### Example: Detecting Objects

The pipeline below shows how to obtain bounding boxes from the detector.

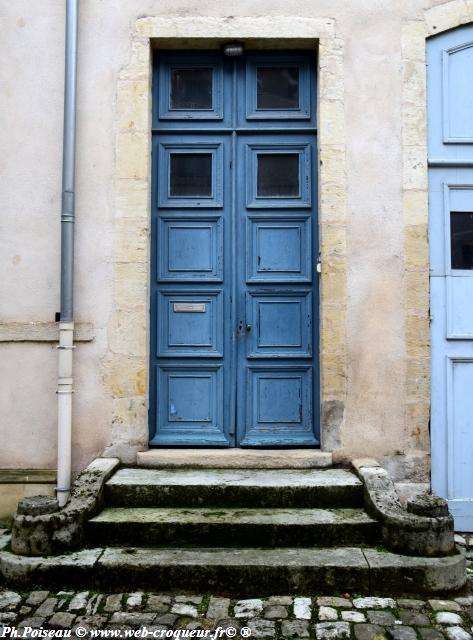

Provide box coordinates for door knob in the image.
[245,323,252,332]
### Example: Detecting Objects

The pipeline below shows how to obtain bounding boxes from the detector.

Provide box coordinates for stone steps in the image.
[0,542,465,594]
[105,468,363,508]
[87,506,380,547]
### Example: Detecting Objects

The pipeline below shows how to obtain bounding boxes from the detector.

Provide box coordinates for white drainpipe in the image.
[57,0,79,507]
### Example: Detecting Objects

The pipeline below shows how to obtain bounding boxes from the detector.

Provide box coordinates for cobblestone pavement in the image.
[1,588,473,639]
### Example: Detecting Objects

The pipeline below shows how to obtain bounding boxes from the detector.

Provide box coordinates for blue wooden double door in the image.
[149,51,319,447]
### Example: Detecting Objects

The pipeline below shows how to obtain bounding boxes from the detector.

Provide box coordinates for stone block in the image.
[116,180,149,219]
[403,190,429,227]
[108,307,147,357]
[403,148,428,191]
[116,132,149,181]
[116,80,150,132]
[405,225,429,269]
[319,145,347,187]
[319,100,345,146]
[401,22,427,62]
[402,103,427,147]
[405,355,429,400]
[406,315,429,358]
[104,356,147,398]
[425,1,470,36]
[113,262,148,310]
[114,218,149,264]
[315,622,350,639]
[282,619,310,638]
[319,55,344,101]
[403,61,426,107]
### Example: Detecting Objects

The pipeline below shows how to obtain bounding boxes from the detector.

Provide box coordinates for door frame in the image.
[107,16,349,458]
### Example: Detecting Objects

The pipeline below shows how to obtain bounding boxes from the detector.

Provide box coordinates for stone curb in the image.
[10,458,120,557]
[352,459,455,557]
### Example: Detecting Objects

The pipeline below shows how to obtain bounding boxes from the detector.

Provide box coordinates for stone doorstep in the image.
[0,541,466,594]
[136,448,333,469]
[105,467,363,509]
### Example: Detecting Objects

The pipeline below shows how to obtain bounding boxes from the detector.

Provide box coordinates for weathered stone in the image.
[398,610,430,626]
[354,624,388,640]
[435,612,463,625]
[294,597,312,620]
[11,458,120,556]
[267,596,293,605]
[171,603,199,617]
[318,597,352,608]
[215,619,241,633]
[74,615,108,629]
[19,606,31,616]
[367,611,396,625]
[397,599,425,610]
[175,595,202,604]
[185,620,212,631]
[144,626,168,634]
[389,626,417,640]
[455,597,473,606]
[207,596,230,619]
[49,612,76,628]
[0,591,21,610]
[17,496,59,517]
[69,591,89,612]
[418,629,444,640]
[110,612,155,625]
[264,604,288,618]
[0,613,16,623]
[354,598,396,610]
[35,598,58,617]
[87,594,103,615]
[282,620,310,638]
[146,595,170,614]
[455,535,467,547]
[342,611,366,622]
[26,591,49,606]
[407,495,449,518]
[235,599,264,618]
[17,617,46,629]
[363,548,466,593]
[429,600,462,612]
[354,463,454,557]
[315,621,351,639]
[104,594,123,613]
[155,613,178,625]
[126,592,143,609]
[247,618,276,638]
[319,606,339,621]
[444,629,472,640]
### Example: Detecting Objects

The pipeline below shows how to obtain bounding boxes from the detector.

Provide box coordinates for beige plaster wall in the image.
[0,0,463,480]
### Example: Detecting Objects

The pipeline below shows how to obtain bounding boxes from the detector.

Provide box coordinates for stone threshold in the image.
[137,448,333,469]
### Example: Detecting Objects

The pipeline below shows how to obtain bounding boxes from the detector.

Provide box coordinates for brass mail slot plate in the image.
[173,302,206,313]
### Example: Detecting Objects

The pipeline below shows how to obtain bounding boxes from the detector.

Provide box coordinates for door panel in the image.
[150,51,319,447]
[236,133,318,446]
[428,25,473,530]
